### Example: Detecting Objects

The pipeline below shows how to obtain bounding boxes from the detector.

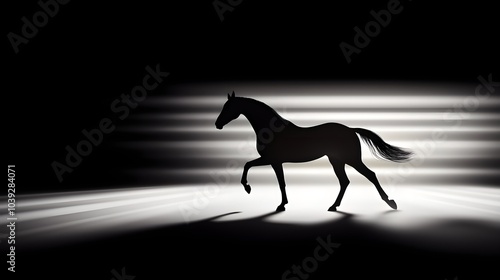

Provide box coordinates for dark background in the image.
[4,1,499,280]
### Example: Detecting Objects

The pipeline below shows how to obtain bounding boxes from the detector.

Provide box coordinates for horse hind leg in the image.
[349,160,397,210]
[328,158,350,212]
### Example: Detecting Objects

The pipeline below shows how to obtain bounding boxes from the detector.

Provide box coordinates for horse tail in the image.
[353,128,412,163]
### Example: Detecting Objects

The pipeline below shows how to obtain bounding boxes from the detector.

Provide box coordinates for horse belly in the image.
[265,124,360,162]
[266,136,332,162]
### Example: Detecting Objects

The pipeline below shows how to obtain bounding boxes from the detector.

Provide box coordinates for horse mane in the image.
[236,97,293,127]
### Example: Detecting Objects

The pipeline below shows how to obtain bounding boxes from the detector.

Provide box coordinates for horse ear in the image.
[231,91,235,98]
[227,93,230,99]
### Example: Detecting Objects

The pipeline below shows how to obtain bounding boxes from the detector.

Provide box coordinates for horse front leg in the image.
[271,164,288,212]
[241,157,269,194]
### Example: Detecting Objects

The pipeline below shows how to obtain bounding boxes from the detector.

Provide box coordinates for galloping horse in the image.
[215,92,412,212]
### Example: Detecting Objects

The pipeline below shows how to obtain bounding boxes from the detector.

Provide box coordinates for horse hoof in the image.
[276,205,286,212]
[386,199,397,210]
[328,206,337,212]
[244,184,251,194]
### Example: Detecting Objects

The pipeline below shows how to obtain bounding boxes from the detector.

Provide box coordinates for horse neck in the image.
[239,99,290,133]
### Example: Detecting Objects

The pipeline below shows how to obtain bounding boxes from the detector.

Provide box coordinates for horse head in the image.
[215,91,240,130]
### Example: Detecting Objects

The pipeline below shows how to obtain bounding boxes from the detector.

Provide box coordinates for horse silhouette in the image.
[215,92,412,212]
